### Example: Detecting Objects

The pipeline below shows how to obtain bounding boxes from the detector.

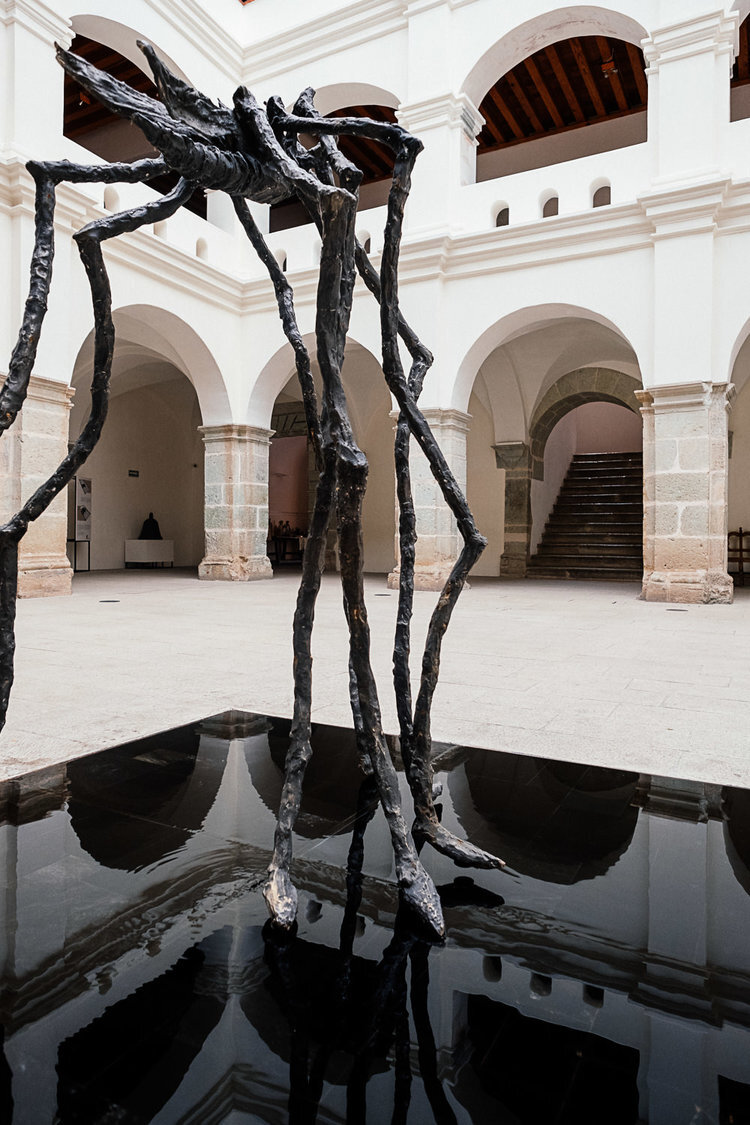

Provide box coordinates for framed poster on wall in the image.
[75,478,92,541]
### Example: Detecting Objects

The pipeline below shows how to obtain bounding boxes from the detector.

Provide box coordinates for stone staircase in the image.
[528,451,643,581]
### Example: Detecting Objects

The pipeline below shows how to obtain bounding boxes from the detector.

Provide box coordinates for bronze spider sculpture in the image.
[0,43,503,938]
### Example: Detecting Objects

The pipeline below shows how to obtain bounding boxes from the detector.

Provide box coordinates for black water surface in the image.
[0,711,748,1124]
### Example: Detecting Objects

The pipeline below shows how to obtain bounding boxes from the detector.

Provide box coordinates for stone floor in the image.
[0,567,747,785]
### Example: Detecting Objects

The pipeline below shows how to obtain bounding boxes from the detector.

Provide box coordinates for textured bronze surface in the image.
[0,43,503,937]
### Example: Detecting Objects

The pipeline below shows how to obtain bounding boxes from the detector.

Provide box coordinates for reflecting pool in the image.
[1,711,748,1124]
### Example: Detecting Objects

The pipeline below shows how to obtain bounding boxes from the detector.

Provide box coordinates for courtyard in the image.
[2,568,748,788]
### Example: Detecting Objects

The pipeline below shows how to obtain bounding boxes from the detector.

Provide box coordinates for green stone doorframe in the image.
[529,368,642,481]
[494,442,532,577]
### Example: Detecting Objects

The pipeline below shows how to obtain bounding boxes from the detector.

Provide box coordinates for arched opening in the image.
[732,15,750,121]
[471,25,648,182]
[494,205,510,227]
[728,331,750,586]
[527,371,643,581]
[66,308,225,574]
[461,310,643,579]
[260,338,395,574]
[63,29,206,217]
[592,182,611,207]
[269,104,398,232]
[541,193,559,217]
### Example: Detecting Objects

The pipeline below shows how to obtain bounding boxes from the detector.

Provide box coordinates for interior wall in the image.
[69,376,204,570]
[467,390,504,576]
[477,111,646,182]
[530,410,577,552]
[269,436,308,529]
[575,402,642,453]
[729,380,750,531]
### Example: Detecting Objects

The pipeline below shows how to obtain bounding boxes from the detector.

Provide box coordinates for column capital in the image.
[492,441,530,471]
[397,93,483,141]
[643,381,735,413]
[199,423,274,445]
[642,10,738,74]
[419,407,472,433]
[25,374,75,409]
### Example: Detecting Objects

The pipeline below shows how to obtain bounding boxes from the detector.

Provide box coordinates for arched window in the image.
[274,250,288,273]
[196,238,209,261]
[103,187,119,212]
[592,185,611,207]
[542,195,559,218]
[270,104,398,232]
[495,206,510,227]
[63,35,207,219]
[475,35,648,181]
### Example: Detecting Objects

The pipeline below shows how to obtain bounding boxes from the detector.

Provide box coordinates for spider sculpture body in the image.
[0,43,503,938]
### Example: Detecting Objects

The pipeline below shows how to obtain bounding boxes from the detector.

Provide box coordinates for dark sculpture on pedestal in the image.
[0,43,503,937]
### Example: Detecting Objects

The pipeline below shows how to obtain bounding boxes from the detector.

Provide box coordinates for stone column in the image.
[198,424,273,581]
[12,376,74,598]
[388,409,470,592]
[639,382,734,604]
[493,442,532,578]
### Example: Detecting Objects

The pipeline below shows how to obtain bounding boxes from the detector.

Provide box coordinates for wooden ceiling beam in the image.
[626,42,648,103]
[480,99,510,146]
[569,37,606,116]
[505,71,543,133]
[489,86,525,140]
[522,56,565,128]
[595,36,629,111]
[545,44,585,122]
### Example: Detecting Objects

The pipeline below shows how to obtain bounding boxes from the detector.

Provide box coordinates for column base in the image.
[199,555,273,581]
[641,569,733,605]
[387,564,460,592]
[499,553,527,578]
[18,560,73,598]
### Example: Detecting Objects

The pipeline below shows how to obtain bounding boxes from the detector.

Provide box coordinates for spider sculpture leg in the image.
[232,93,446,936]
[0,166,194,730]
[279,103,504,871]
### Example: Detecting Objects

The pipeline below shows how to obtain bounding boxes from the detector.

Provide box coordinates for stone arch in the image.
[460,6,650,108]
[73,305,231,427]
[529,367,641,479]
[311,83,400,116]
[452,303,640,415]
[69,15,189,82]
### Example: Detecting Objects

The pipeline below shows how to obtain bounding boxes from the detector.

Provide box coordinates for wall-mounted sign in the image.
[75,478,92,541]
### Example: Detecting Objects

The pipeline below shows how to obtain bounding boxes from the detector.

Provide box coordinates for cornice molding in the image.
[240,0,407,87]
[145,0,242,82]
[1,0,73,48]
[398,92,484,139]
[642,9,738,73]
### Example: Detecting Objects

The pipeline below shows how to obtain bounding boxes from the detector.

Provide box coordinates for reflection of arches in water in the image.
[67,722,226,871]
[56,936,227,1124]
[247,719,369,838]
[722,788,750,897]
[448,751,639,884]
[451,993,640,1124]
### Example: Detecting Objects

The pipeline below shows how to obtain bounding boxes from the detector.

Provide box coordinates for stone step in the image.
[536,543,642,557]
[530,450,643,581]
[572,451,643,462]
[527,567,643,582]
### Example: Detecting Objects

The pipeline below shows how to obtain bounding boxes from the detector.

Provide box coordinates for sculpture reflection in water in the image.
[0,42,502,938]
[262,773,481,1125]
